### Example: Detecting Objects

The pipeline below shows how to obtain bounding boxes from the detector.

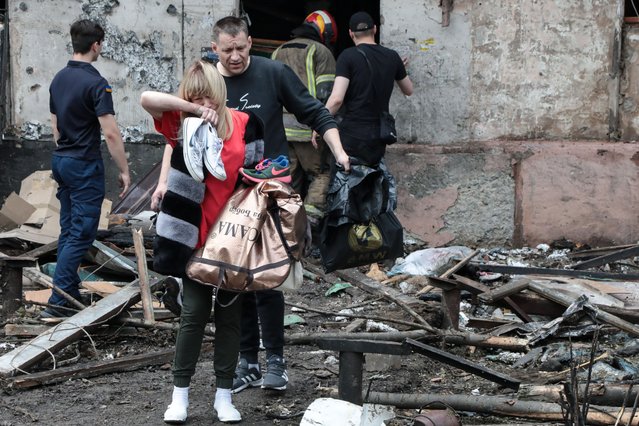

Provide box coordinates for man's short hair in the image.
[349,11,374,32]
[213,16,249,42]
[70,19,104,54]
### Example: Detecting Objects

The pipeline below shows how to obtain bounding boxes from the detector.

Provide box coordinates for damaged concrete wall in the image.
[378,0,639,246]
[381,0,616,143]
[381,0,472,144]
[8,0,236,141]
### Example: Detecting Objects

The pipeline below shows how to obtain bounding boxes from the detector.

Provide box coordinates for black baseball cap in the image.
[349,11,374,32]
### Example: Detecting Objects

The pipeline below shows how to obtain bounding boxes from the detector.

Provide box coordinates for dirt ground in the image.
[0,249,595,426]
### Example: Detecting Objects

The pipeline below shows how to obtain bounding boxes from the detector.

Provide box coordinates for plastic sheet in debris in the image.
[389,246,474,276]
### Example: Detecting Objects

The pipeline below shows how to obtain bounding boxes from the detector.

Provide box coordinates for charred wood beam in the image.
[405,338,520,390]
[363,392,639,425]
[0,255,36,315]
[287,330,529,351]
[474,263,639,281]
[7,349,175,390]
[519,383,639,407]
[567,244,635,259]
[569,245,639,270]
[316,339,412,405]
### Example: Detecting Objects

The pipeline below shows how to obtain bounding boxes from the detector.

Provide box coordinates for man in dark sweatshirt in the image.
[211,16,350,394]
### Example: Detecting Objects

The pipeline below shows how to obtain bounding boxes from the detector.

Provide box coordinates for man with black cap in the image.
[326,11,413,166]
[271,10,338,221]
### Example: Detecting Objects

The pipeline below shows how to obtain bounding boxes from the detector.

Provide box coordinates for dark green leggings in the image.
[172,277,242,389]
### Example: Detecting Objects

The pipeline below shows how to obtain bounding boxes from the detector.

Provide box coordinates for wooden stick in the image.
[441,249,480,278]
[22,267,86,310]
[332,269,437,333]
[285,301,433,332]
[131,228,154,324]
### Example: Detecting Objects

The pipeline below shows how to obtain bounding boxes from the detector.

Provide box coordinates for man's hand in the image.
[118,172,131,198]
[151,183,167,211]
[335,152,351,173]
[310,131,320,149]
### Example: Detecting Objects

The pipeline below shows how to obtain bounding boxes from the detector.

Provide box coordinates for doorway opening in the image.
[240,0,379,57]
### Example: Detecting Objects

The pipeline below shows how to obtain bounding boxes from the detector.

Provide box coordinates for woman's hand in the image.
[151,183,168,211]
[195,105,218,125]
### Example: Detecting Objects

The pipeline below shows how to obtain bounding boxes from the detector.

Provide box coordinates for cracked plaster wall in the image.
[381,0,615,143]
[9,0,236,142]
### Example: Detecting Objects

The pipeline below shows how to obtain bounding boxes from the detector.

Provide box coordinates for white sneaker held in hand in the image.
[203,123,226,181]
[182,117,206,182]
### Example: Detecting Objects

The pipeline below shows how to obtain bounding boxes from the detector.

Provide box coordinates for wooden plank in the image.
[8,349,174,390]
[4,323,146,338]
[0,278,158,376]
[527,280,639,337]
[24,289,51,304]
[569,245,639,270]
[405,338,520,390]
[90,240,137,275]
[478,278,531,304]
[132,228,154,324]
[452,274,532,323]
[4,324,51,336]
[475,263,639,281]
[21,240,58,259]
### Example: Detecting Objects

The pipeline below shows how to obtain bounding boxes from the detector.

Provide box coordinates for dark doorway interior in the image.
[627,0,639,17]
[241,0,379,56]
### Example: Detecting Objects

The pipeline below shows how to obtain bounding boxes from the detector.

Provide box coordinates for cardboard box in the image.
[0,171,113,245]
[0,192,36,232]
[19,170,60,226]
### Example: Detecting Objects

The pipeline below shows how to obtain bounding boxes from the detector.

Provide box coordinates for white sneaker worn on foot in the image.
[164,403,188,424]
[213,388,242,423]
[214,392,241,423]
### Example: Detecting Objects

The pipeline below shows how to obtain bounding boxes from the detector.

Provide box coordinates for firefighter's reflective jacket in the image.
[271,38,336,142]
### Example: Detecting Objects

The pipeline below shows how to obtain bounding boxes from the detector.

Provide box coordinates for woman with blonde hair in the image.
[141,60,263,424]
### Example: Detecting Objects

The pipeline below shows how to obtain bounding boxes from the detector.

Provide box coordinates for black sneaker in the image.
[231,358,263,394]
[261,354,288,391]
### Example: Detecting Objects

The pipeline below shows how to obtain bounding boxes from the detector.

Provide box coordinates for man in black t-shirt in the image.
[326,11,413,166]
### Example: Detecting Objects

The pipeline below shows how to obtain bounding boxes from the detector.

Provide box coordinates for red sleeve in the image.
[153,110,181,148]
